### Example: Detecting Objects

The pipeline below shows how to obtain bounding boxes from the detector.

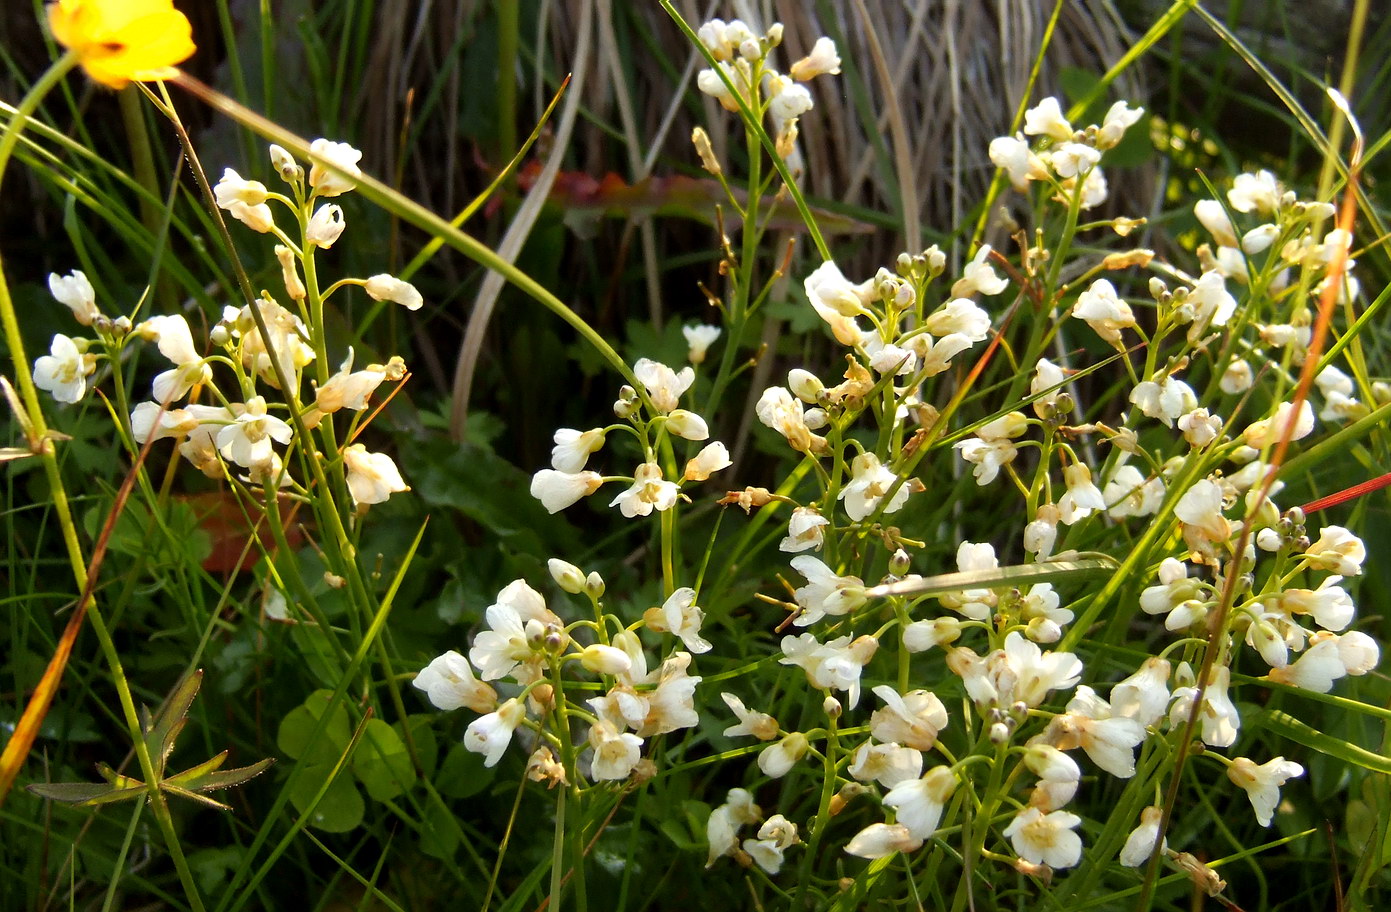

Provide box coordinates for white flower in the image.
[1243,224,1279,254]
[1103,464,1164,519]
[950,245,1009,298]
[364,274,423,311]
[790,36,841,80]
[779,632,878,708]
[343,444,409,506]
[756,386,815,452]
[464,698,526,767]
[1227,756,1304,826]
[1057,463,1106,525]
[1110,657,1171,728]
[33,333,93,404]
[758,731,809,778]
[214,168,274,232]
[683,324,721,363]
[869,685,948,751]
[1243,400,1314,448]
[235,298,315,385]
[780,507,828,552]
[1168,664,1240,747]
[1194,199,1239,247]
[1073,279,1135,348]
[550,428,606,473]
[666,409,709,441]
[845,822,922,859]
[789,556,867,626]
[215,396,292,470]
[306,203,346,248]
[139,314,212,403]
[1056,686,1146,778]
[954,437,1017,486]
[306,349,387,426]
[883,766,957,839]
[743,815,799,875]
[1021,583,1072,642]
[413,650,497,713]
[1024,745,1081,811]
[1119,807,1166,867]
[1003,807,1083,869]
[706,791,757,867]
[1098,100,1144,148]
[1228,169,1281,215]
[1188,271,1237,335]
[652,587,711,654]
[633,358,694,413]
[696,63,742,111]
[924,298,992,341]
[530,469,602,513]
[1178,408,1223,447]
[1221,358,1253,394]
[1049,142,1101,179]
[683,441,731,481]
[48,270,99,325]
[839,452,910,521]
[999,631,1083,708]
[1023,96,1073,141]
[1267,632,1378,692]
[989,133,1048,190]
[803,261,869,345]
[470,602,539,683]
[767,76,813,124]
[587,720,643,780]
[1303,525,1364,576]
[848,741,922,788]
[720,692,778,741]
[308,138,363,197]
[901,618,961,653]
[1129,376,1196,427]
[610,462,679,518]
[1174,478,1235,553]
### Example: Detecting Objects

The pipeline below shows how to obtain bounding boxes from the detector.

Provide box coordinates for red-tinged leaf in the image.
[512,162,875,238]
[178,492,306,573]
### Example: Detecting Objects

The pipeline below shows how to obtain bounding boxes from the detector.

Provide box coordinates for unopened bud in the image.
[548,558,586,593]
[823,696,842,718]
[788,368,824,403]
[323,572,346,589]
[889,549,911,576]
[691,127,721,176]
[585,571,606,599]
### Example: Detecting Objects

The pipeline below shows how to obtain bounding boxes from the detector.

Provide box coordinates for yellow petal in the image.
[48,1,195,90]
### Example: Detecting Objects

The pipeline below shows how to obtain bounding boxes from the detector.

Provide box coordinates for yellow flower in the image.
[48,0,195,90]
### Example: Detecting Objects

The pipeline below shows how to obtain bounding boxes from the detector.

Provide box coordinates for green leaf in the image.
[418,798,461,861]
[144,670,203,771]
[351,718,416,802]
[1261,709,1391,774]
[435,742,495,799]
[865,557,1118,599]
[288,762,364,833]
[399,715,439,779]
[26,781,145,805]
[276,690,351,763]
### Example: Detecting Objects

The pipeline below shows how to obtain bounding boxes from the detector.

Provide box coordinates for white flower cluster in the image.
[694,18,840,158]
[530,357,731,516]
[35,140,416,509]
[414,560,707,783]
[989,96,1145,211]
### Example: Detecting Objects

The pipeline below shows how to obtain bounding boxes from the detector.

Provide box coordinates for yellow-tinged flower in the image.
[48,0,195,90]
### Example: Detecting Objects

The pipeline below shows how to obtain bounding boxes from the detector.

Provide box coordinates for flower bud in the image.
[548,558,586,593]
[580,644,632,676]
[691,126,721,175]
[269,144,301,182]
[585,571,606,599]
[823,696,842,718]
[788,368,824,403]
[888,549,911,577]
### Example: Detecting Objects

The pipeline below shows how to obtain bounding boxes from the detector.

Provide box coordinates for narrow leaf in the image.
[864,557,1117,599]
[1262,710,1391,775]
